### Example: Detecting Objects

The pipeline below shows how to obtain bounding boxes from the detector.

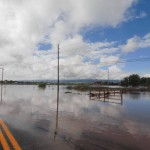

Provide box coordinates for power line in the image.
[4,56,150,78]
[100,56,150,66]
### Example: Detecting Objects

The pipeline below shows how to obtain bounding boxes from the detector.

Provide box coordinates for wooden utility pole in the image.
[0,68,4,104]
[56,44,60,127]
[55,44,60,139]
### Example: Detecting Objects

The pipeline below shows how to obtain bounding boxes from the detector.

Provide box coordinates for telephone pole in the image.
[0,68,4,104]
[55,44,60,139]
[108,69,109,85]
[57,44,60,110]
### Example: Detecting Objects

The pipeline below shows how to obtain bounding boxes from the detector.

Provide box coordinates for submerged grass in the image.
[66,83,150,92]
[38,82,47,88]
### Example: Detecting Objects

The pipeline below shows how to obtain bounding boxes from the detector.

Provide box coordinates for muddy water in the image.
[0,85,150,150]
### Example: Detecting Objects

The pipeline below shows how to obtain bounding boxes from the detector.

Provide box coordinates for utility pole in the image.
[108,69,109,85]
[57,44,60,115]
[0,68,4,104]
[55,44,60,139]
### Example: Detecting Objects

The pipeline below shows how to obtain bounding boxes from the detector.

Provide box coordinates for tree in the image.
[140,77,147,86]
[121,74,150,87]
[38,82,47,88]
[145,77,150,86]
[121,77,129,87]
[129,74,140,87]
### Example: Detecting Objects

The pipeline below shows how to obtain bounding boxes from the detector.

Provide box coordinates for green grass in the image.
[38,82,47,88]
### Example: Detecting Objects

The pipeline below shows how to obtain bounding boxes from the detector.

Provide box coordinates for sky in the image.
[0,0,150,80]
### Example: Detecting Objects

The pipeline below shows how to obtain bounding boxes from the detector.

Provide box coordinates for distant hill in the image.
[20,79,120,83]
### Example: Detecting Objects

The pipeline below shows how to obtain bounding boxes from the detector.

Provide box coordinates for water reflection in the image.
[0,85,150,150]
[54,92,59,140]
[127,92,141,100]
[0,83,3,104]
[90,95,123,105]
[89,90,123,105]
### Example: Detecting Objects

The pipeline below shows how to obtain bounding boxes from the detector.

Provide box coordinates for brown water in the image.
[0,85,150,150]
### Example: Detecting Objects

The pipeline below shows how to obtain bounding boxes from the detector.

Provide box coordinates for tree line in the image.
[121,74,150,87]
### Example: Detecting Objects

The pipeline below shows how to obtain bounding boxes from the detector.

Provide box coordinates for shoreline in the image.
[66,85,150,92]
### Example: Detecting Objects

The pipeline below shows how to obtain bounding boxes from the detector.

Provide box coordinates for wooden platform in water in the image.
[89,89,123,105]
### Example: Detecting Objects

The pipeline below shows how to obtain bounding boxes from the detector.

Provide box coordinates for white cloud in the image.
[49,0,137,43]
[136,12,147,19]
[100,55,120,65]
[0,0,137,80]
[122,36,140,53]
[122,33,150,53]
[142,74,150,78]
[108,65,129,80]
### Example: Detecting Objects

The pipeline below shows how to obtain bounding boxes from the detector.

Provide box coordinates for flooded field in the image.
[0,85,150,150]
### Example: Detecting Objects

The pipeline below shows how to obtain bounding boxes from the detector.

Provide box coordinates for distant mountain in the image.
[20,79,120,83]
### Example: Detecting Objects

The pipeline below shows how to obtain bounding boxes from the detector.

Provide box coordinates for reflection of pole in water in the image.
[54,98,59,140]
[121,91,123,105]
[0,68,4,104]
[108,69,109,85]
[104,91,105,102]
[54,44,60,140]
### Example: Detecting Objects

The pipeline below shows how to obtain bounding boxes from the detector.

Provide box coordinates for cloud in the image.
[48,0,137,43]
[122,36,140,53]
[108,65,129,79]
[0,0,137,80]
[136,12,147,19]
[142,74,150,78]
[100,55,120,65]
[122,33,150,53]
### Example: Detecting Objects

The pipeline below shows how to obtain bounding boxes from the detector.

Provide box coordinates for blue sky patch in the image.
[37,43,52,51]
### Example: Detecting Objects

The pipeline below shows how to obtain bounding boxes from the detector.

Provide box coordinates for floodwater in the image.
[0,85,150,150]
